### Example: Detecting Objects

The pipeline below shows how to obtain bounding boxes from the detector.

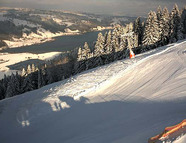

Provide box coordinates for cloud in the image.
[0,0,185,16]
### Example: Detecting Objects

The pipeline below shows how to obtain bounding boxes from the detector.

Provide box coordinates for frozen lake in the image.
[2,30,109,54]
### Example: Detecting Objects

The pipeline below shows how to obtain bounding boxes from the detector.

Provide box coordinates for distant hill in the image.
[0,7,138,48]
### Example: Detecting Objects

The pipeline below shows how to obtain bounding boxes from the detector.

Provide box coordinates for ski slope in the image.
[0,40,186,143]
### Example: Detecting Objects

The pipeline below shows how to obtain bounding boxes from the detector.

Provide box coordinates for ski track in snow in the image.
[0,40,186,143]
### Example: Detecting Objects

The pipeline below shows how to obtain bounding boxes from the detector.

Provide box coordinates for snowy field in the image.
[0,40,186,143]
[3,29,80,49]
[0,52,61,79]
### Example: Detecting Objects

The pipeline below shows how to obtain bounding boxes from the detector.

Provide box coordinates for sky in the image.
[0,0,185,16]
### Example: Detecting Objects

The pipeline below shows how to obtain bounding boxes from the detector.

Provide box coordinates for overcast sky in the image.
[0,0,185,16]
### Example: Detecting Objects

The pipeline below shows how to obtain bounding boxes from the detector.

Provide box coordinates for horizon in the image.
[0,0,185,17]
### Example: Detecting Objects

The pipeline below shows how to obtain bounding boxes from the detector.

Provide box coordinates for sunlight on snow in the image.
[43,96,70,112]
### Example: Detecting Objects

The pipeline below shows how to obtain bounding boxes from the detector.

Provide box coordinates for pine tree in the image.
[181,6,186,35]
[83,42,92,70]
[104,31,108,46]
[5,74,16,98]
[133,17,143,46]
[105,30,113,55]
[94,32,105,57]
[112,27,120,54]
[21,68,26,77]
[77,47,82,61]
[118,37,127,59]
[0,83,5,100]
[46,67,55,84]
[157,6,164,42]
[38,69,42,89]
[14,72,22,94]
[5,81,15,98]
[104,30,114,64]
[75,42,92,72]
[31,64,35,72]
[161,7,170,44]
[93,32,105,66]
[22,75,34,92]
[157,6,162,21]
[41,68,47,86]
[170,4,184,42]
[82,42,91,60]
[3,74,8,91]
[27,65,32,74]
[142,11,160,48]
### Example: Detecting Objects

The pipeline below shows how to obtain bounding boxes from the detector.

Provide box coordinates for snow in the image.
[173,134,186,143]
[0,15,9,21]
[0,52,61,79]
[0,40,186,143]
[111,17,128,25]
[13,18,38,28]
[3,27,80,48]
[52,18,74,27]
[0,14,78,48]
[64,28,79,33]
[52,17,63,25]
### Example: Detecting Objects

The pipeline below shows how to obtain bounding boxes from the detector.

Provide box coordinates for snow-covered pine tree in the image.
[75,42,92,72]
[82,42,91,60]
[142,11,160,48]
[21,68,26,77]
[93,32,105,66]
[104,31,108,47]
[161,7,170,44]
[94,32,105,57]
[157,6,162,21]
[156,6,164,42]
[27,65,32,74]
[75,47,84,73]
[124,23,137,50]
[118,37,127,59]
[31,64,35,72]
[77,47,82,61]
[83,42,92,70]
[170,4,184,42]
[133,17,143,46]
[112,27,121,60]
[105,30,113,53]
[112,27,120,52]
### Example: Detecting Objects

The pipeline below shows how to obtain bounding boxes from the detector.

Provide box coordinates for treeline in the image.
[0,4,186,100]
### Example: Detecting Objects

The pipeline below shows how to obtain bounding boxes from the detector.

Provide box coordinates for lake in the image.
[2,30,110,54]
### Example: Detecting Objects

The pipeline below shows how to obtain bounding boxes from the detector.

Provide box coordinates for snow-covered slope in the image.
[0,40,186,143]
